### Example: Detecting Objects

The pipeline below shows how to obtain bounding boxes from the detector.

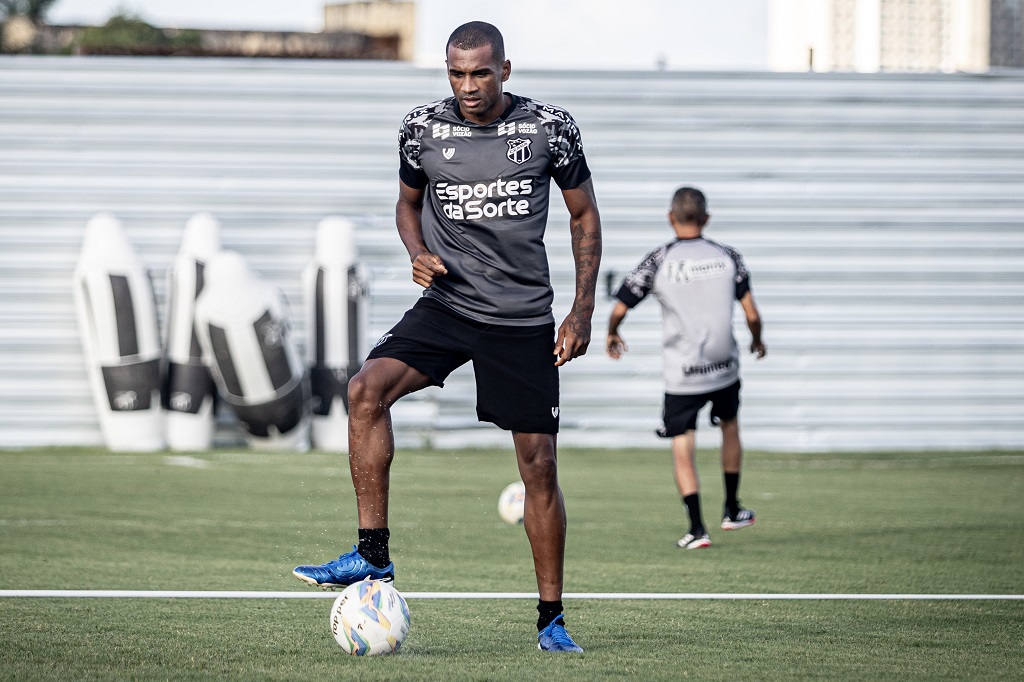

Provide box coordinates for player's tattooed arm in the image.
[554,177,602,366]
[397,180,447,288]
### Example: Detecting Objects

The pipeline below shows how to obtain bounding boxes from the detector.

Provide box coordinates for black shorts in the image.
[657,380,741,438]
[366,298,559,434]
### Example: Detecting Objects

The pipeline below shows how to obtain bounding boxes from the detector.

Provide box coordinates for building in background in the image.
[991,0,1024,66]
[770,0,1023,72]
[324,1,415,61]
[1,3,401,59]
[0,19,399,58]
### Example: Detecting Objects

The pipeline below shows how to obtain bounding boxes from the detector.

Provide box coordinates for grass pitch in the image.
[1,446,1022,680]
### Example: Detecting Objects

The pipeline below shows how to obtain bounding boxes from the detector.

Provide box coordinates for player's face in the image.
[446,44,510,125]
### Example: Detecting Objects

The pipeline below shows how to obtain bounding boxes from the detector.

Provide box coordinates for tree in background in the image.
[0,0,57,23]
[77,13,202,55]
[0,0,58,51]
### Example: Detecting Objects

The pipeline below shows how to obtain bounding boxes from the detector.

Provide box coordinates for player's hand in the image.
[606,333,627,359]
[411,252,447,288]
[750,340,767,359]
[553,310,592,367]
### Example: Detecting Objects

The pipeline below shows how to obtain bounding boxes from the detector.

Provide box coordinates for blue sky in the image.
[47,0,769,70]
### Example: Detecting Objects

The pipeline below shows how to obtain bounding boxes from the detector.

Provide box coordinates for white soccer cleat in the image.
[676,532,712,549]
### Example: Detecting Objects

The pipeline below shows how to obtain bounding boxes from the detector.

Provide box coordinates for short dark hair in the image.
[670,187,708,224]
[446,21,505,63]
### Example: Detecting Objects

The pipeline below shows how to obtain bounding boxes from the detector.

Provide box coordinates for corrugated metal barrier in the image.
[1,56,1022,451]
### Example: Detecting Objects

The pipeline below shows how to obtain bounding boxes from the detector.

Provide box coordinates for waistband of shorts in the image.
[414,296,555,334]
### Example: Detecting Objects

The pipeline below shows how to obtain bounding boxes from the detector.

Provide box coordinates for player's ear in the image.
[501,59,511,82]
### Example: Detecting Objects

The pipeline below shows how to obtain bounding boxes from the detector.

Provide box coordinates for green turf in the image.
[1,447,1022,680]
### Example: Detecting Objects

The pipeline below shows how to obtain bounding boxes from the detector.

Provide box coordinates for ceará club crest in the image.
[506,137,532,165]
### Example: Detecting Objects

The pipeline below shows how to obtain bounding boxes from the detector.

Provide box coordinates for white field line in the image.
[10,453,1022,471]
[0,590,1021,600]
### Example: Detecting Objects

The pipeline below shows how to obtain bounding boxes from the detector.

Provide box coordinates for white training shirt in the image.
[615,236,751,395]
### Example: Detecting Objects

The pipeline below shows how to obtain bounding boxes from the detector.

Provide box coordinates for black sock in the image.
[724,473,740,516]
[357,528,391,568]
[537,600,563,631]
[682,493,705,534]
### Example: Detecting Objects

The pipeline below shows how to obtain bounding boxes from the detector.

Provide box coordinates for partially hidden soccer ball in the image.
[498,480,526,525]
[329,579,410,656]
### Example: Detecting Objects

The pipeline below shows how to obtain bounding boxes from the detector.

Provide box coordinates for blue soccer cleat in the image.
[537,616,584,653]
[292,546,394,590]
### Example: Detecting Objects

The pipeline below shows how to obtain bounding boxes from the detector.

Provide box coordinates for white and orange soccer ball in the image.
[329,579,410,656]
[498,480,526,525]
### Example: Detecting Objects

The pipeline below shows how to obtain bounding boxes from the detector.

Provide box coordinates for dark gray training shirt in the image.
[399,94,592,325]
[616,237,751,395]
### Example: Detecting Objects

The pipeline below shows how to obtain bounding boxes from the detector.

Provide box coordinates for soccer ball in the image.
[329,579,410,656]
[498,480,526,524]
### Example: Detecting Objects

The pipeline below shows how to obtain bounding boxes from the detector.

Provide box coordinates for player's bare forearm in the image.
[567,178,602,316]
[748,318,766,358]
[740,291,767,358]
[606,301,629,359]
[397,180,447,288]
[396,182,427,259]
[555,179,603,366]
[570,226,601,316]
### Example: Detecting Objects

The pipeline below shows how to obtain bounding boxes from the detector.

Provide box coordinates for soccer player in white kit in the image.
[606,187,766,549]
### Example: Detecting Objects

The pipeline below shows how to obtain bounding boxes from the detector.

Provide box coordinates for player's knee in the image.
[521,453,558,487]
[347,370,385,415]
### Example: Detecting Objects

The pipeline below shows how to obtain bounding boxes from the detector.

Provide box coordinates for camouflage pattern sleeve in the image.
[398,97,451,188]
[616,245,667,308]
[519,96,591,189]
[717,241,751,300]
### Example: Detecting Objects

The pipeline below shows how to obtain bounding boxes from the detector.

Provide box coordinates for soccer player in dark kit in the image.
[294,21,602,653]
